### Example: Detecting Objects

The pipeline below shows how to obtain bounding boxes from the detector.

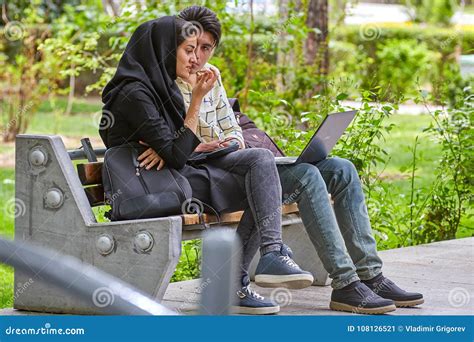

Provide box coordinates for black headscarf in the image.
[100,16,186,144]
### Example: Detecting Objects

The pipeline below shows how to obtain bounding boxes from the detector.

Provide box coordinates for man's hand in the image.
[137,141,166,170]
[194,140,222,152]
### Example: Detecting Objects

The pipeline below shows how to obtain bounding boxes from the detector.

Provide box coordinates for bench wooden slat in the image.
[84,185,105,207]
[77,162,103,186]
[77,161,305,223]
[181,203,300,226]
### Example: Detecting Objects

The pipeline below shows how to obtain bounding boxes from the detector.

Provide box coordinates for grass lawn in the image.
[373,114,473,240]
[31,97,102,138]
[0,100,472,309]
[0,168,15,310]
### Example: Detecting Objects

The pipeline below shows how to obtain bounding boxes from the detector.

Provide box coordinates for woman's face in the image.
[176,37,197,79]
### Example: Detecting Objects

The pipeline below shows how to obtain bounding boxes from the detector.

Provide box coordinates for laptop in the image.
[275,110,357,165]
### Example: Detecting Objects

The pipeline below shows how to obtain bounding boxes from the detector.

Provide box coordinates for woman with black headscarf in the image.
[100,16,313,315]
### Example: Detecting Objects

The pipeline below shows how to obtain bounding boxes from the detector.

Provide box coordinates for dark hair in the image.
[178,6,221,47]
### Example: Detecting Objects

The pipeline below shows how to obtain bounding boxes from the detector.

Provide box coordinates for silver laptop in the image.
[275,110,357,165]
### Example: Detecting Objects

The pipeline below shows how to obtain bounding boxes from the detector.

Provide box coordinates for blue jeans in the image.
[244,157,382,289]
[278,157,383,289]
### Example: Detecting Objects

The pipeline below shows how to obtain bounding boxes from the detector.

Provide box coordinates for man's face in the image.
[190,31,215,73]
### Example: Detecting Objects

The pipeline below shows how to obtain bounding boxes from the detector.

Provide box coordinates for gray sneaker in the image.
[255,244,314,289]
[232,276,280,315]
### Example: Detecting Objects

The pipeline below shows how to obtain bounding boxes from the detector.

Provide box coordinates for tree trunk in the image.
[241,0,254,109]
[65,65,75,116]
[305,0,329,93]
[276,0,302,93]
[101,0,121,16]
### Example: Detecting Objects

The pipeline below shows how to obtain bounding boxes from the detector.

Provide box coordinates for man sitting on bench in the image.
[171,6,424,315]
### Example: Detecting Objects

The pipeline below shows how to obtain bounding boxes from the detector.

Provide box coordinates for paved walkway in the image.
[345,2,474,25]
[1,238,472,316]
[162,237,474,315]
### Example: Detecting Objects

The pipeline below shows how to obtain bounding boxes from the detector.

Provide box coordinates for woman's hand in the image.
[137,141,166,170]
[194,140,222,152]
[192,69,218,99]
[194,138,243,153]
[220,137,243,149]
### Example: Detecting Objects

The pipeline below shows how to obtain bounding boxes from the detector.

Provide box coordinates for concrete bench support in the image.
[14,135,182,314]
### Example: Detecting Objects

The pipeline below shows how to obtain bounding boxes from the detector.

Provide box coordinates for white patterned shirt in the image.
[176,63,245,147]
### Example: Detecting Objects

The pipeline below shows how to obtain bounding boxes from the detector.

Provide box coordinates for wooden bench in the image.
[77,159,301,226]
[14,134,330,315]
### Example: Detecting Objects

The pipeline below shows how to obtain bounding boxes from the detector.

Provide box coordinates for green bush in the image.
[331,24,474,101]
[375,39,434,101]
[419,90,473,243]
[404,0,457,26]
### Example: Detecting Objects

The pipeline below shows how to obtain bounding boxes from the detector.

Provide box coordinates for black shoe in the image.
[330,281,396,314]
[362,274,424,308]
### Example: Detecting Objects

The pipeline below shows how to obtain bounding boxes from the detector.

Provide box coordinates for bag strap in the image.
[80,138,98,162]
[199,202,221,229]
[183,199,221,229]
[228,98,241,113]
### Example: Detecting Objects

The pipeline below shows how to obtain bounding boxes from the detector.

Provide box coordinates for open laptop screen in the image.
[296,110,357,164]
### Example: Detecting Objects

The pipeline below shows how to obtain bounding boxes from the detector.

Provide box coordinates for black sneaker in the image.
[255,244,314,289]
[362,274,424,307]
[232,276,280,315]
[330,281,396,314]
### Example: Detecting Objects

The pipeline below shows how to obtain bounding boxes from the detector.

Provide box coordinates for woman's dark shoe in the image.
[255,244,314,289]
[330,281,396,314]
[232,276,280,315]
[362,273,424,307]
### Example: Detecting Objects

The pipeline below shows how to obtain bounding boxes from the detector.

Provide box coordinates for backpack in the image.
[229,98,285,157]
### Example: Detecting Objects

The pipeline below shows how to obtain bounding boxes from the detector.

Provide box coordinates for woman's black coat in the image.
[99,16,246,212]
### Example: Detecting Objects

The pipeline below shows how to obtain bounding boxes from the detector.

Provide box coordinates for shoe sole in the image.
[330,301,396,315]
[255,274,314,289]
[231,305,280,315]
[394,298,424,307]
